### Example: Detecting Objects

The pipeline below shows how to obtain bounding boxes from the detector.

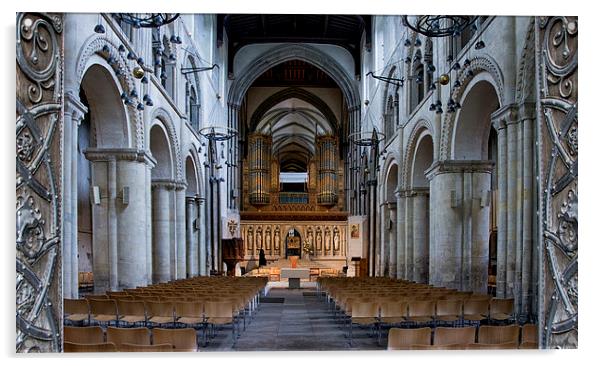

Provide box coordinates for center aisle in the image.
[231,288,385,351]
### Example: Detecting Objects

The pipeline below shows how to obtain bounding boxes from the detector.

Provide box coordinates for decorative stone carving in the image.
[439,56,505,160]
[255,226,263,250]
[16,12,63,353]
[274,226,281,252]
[75,35,144,150]
[246,226,254,251]
[536,16,578,349]
[316,227,322,251]
[265,226,272,250]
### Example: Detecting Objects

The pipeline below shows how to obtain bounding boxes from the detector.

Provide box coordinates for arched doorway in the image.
[77,62,149,292]
[383,162,399,278]
[149,122,175,283]
[428,77,500,292]
[410,131,433,283]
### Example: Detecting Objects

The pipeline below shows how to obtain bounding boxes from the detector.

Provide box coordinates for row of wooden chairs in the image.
[64,326,197,352]
[387,324,538,350]
[65,276,268,348]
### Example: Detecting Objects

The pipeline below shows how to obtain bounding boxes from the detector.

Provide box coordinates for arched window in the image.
[189,85,199,130]
[384,95,395,141]
[410,60,424,112]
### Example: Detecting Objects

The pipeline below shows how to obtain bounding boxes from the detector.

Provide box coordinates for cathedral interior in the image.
[14,12,578,352]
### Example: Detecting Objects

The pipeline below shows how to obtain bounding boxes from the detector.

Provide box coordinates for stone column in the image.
[492,108,508,297]
[84,148,155,290]
[395,189,405,279]
[175,182,187,279]
[426,160,493,292]
[520,103,536,320]
[388,202,397,278]
[402,190,414,280]
[411,188,429,283]
[152,180,174,283]
[145,165,153,283]
[186,196,198,277]
[63,92,87,299]
[379,202,387,276]
[197,197,206,275]
[107,158,118,290]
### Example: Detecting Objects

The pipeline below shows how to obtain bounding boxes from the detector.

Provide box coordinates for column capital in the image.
[425,160,495,180]
[518,102,537,121]
[84,148,157,168]
[151,179,178,190]
[64,91,88,124]
[491,104,518,130]
[174,181,187,191]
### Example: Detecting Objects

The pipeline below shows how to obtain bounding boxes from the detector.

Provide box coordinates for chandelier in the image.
[112,13,180,28]
[402,15,477,38]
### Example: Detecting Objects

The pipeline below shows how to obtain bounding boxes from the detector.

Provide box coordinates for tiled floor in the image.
[203,287,386,352]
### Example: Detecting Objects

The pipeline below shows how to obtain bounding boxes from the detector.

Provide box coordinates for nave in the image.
[63,276,537,352]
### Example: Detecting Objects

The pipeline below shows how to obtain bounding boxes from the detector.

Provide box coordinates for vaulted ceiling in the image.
[218,14,371,76]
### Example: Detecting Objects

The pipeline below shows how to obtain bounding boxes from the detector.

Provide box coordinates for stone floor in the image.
[202,286,386,352]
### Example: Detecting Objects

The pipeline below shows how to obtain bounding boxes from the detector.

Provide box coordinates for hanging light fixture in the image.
[402,15,478,38]
[112,13,180,28]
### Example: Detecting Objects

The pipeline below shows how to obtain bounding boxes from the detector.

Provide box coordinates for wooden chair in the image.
[467,341,517,350]
[435,300,462,325]
[85,294,109,300]
[118,343,173,352]
[106,326,150,347]
[387,327,432,350]
[489,298,514,323]
[63,326,104,344]
[379,301,407,338]
[152,328,198,352]
[463,299,489,325]
[88,298,118,325]
[348,301,380,345]
[64,299,89,324]
[63,341,116,353]
[478,325,520,346]
[405,300,435,326]
[175,301,204,328]
[520,324,538,349]
[204,301,237,347]
[433,326,476,346]
[410,343,465,350]
[145,301,175,327]
[117,299,147,326]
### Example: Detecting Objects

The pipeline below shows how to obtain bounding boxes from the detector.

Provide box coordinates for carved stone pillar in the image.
[395,189,405,279]
[63,92,87,299]
[387,202,397,278]
[152,180,175,283]
[186,196,198,277]
[411,188,429,283]
[175,182,187,279]
[426,160,493,292]
[197,197,207,275]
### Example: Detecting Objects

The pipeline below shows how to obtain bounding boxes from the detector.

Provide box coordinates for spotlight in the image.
[141,76,149,84]
[475,40,486,50]
[130,89,138,98]
[404,39,412,47]
[464,59,471,67]
[452,62,461,71]
[446,55,453,63]
[118,45,126,53]
[102,45,110,53]
[168,53,176,61]
[127,51,137,60]
[404,56,411,64]
[428,63,436,72]
[414,38,421,47]
[120,92,127,100]
[136,103,145,111]
[136,57,145,66]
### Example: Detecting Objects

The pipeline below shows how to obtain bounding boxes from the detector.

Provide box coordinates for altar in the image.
[280,268,310,289]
